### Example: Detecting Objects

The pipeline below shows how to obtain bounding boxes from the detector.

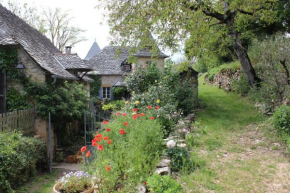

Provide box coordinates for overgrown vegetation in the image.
[0,131,45,192]
[147,174,183,193]
[0,48,18,79]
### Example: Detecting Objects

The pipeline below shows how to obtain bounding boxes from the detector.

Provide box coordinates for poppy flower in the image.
[119,129,126,135]
[107,140,112,145]
[92,142,98,146]
[92,138,97,143]
[140,113,145,116]
[106,165,111,171]
[95,134,103,141]
[86,150,91,157]
[103,120,108,124]
[81,146,87,152]
[106,128,111,132]
[133,108,137,112]
[116,112,121,116]
[104,136,109,140]
[123,122,128,126]
[119,187,123,191]
[144,182,147,185]
[122,113,127,116]
[133,115,137,120]
[97,144,104,151]
[155,106,160,109]
[147,105,152,109]
[150,117,155,120]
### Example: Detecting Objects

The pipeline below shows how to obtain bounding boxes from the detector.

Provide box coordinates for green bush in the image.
[87,108,164,192]
[147,174,183,193]
[102,100,125,111]
[167,146,191,172]
[273,105,290,135]
[6,88,30,112]
[0,131,45,192]
[232,73,250,96]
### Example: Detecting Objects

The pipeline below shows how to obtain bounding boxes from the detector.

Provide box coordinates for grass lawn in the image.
[179,76,290,193]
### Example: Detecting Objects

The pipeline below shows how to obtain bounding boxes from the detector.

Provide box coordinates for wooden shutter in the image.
[0,70,6,113]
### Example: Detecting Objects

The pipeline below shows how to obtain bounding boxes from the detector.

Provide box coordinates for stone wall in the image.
[132,57,165,71]
[206,68,241,92]
[101,75,122,87]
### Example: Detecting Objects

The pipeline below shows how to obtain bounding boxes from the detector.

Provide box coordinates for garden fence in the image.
[0,107,36,135]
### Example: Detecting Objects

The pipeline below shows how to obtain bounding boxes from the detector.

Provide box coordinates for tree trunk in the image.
[280,58,290,85]
[226,13,261,87]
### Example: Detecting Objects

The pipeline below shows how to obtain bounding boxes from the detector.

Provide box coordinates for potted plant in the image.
[53,171,94,193]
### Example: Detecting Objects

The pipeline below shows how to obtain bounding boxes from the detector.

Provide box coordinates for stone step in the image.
[155,167,171,175]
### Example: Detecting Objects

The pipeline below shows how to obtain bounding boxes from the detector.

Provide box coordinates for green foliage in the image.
[25,81,88,135]
[0,131,45,192]
[147,174,183,193]
[167,146,191,172]
[102,100,125,111]
[6,88,30,112]
[88,75,101,99]
[273,105,290,135]
[232,73,251,96]
[87,108,164,192]
[113,87,127,100]
[125,63,161,93]
[0,48,18,79]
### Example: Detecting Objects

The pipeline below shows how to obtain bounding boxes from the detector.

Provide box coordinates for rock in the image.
[157,159,171,168]
[184,114,195,121]
[155,167,171,175]
[176,139,186,144]
[273,143,281,147]
[177,128,190,134]
[177,143,187,148]
[160,155,171,160]
[136,184,146,193]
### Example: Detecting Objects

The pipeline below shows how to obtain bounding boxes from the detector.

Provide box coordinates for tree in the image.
[7,1,86,52]
[99,0,284,87]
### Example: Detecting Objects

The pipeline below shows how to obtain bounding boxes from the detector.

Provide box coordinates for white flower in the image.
[166,140,176,148]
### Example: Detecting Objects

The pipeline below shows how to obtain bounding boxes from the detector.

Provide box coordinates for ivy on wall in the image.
[0,48,18,79]
[88,75,101,98]
[6,88,30,112]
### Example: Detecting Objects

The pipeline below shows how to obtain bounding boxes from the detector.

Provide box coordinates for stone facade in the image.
[101,75,123,87]
[132,57,165,70]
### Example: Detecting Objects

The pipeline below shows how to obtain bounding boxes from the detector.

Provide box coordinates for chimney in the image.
[65,46,72,54]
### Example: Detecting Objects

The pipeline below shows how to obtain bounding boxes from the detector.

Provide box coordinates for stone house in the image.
[87,43,168,100]
[0,4,92,154]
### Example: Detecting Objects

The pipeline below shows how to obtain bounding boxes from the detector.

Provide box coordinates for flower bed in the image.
[83,106,164,192]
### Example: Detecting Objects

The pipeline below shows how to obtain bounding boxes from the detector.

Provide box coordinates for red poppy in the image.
[133,108,137,112]
[140,113,145,116]
[106,165,111,171]
[86,150,91,157]
[106,128,111,132]
[133,115,137,120]
[147,105,152,109]
[107,140,112,145]
[150,117,155,120]
[116,112,121,116]
[103,120,108,124]
[144,182,147,185]
[155,106,160,109]
[92,142,98,146]
[104,136,109,140]
[119,129,126,135]
[119,187,123,191]
[123,122,128,126]
[81,146,87,152]
[95,134,103,141]
[92,138,97,143]
[97,144,104,151]
[122,113,127,116]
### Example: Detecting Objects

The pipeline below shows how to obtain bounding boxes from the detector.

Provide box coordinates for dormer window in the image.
[122,64,131,72]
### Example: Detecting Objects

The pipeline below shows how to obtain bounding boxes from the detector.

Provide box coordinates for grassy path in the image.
[180,78,290,193]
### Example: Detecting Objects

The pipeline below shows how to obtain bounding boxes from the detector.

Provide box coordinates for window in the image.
[102,87,111,99]
[122,64,131,72]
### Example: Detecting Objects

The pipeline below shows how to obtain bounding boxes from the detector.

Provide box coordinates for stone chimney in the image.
[65,46,72,54]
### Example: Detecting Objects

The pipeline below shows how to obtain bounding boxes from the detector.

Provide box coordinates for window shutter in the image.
[98,87,102,100]
[111,87,114,100]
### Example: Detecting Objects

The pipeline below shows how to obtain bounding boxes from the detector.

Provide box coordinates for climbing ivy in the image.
[6,88,30,112]
[0,48,18,79]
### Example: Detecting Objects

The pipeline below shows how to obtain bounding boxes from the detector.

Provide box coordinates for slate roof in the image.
[84,41,101,60]
[134,48,168,58]
[0,4,91,80]
[88,46,129,75]
[54,54,92,71]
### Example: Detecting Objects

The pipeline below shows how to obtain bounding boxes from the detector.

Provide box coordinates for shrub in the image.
[102,100,125,111]
[273,105,290,135]
[147,174,183,193]
[0,131,45,192]
[232,73,250,96]
[167,146,191,172]
[86,107,164,192]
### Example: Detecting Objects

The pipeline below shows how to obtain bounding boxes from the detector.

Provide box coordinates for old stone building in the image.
[87,43,168,100]
[0,4,92,156]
